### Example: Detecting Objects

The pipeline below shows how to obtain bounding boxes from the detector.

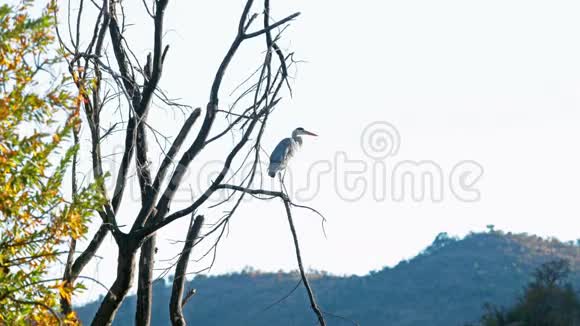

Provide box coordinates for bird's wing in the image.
[269,138,294,165]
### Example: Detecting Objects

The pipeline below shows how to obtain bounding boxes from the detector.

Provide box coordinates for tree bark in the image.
[91,240,138,326]
[135,234,155,326]
[60,237,76,316]
[170,215,204,326]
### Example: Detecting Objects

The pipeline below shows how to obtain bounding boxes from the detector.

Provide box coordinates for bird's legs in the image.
[279,172,290,198]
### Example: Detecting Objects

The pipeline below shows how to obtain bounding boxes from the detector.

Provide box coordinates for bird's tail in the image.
[268,163,278,178]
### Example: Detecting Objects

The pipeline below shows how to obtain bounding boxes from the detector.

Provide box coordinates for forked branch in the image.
[169,215,205,326]
[213,184,327,326]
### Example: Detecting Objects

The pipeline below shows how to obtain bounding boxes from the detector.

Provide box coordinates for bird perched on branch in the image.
[268,127,318,178]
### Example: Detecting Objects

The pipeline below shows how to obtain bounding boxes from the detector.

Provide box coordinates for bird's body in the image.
[268,137,299,178]
[268,127,317,178]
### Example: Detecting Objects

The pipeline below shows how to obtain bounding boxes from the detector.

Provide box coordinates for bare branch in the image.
[191,183,327,326]
[135,116,153,204]
[152,0,258,229]
[140,0,169,113]
[108,0,142,214]
[111,114,136,212]
[243,12,300,39]
[144,100,279,236]
[108,1,140,104]
[170,215,204,326]
[70,223,110,280]
[282,200,326,326]
[181,288,196,307]
[131,108,202,231]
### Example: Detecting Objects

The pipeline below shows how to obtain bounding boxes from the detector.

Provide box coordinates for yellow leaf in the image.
[57,282,72,303]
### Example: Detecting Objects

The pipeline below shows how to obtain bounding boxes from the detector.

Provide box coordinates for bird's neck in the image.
[292,134,303,146]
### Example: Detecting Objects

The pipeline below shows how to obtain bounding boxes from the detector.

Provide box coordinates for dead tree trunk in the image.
[135,236,155,325]
[91,238,139,326]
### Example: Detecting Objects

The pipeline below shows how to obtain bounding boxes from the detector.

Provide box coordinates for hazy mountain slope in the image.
[77,231,580,325]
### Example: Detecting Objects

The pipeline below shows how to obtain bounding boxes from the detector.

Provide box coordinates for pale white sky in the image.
[54,0,580,304]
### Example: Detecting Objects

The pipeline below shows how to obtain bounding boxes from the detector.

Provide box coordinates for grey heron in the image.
[268,127,318,178]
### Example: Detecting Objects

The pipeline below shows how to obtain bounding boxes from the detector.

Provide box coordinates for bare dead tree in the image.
[56,0,327,325]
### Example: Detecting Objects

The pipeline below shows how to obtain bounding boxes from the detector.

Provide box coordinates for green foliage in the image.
[0,1,104,324]
[419,232,458,256]
[476,259,580,326]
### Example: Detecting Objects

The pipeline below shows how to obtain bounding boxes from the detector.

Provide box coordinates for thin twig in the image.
[282,200,326,326]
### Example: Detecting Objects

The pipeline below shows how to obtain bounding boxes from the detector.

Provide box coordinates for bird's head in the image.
[293,127,318,137]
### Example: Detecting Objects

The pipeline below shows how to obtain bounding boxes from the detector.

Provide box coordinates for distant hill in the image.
[77,231,580,325]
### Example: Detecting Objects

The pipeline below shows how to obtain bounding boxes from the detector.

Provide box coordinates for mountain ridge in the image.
[78,230,580,325]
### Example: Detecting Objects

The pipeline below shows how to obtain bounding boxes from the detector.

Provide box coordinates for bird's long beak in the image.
[303,130,318,137]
